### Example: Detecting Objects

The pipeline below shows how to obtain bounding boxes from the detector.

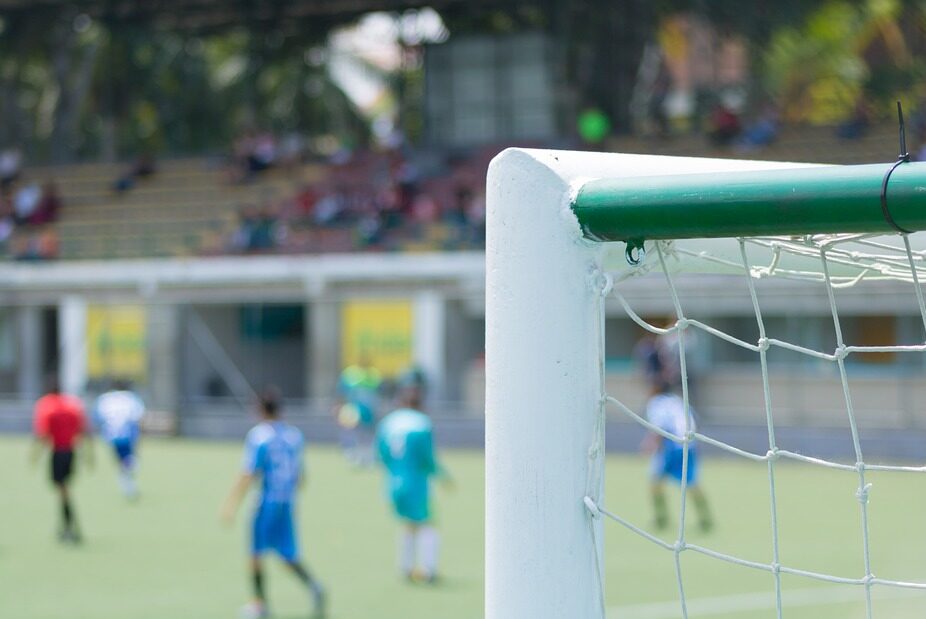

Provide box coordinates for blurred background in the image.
[6,2,926,619]
[0,0,925,445]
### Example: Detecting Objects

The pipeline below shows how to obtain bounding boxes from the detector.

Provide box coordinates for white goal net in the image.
[593,233,926,619]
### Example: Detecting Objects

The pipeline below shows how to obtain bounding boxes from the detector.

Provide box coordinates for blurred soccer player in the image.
[376,386,450,582]
[221,388,326,619]
[94,378,145,499]
[334,356,382,466]
[31,376,91,544]
[641,381,712,532]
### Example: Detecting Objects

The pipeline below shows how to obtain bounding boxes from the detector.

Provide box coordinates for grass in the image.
[2,434,926,618]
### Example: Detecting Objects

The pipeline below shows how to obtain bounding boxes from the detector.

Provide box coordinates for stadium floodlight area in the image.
[485,148,926,619]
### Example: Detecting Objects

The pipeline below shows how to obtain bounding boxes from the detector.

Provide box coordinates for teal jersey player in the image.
[335,360,382,466]
[377,408,439,522]
[376,390,448,582]
[337,363,382,427]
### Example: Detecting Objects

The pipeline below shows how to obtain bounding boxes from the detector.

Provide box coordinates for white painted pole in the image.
[413,290,446,404]
[58,295,88,396]
[17,305,43,399]
[485,148,604,619]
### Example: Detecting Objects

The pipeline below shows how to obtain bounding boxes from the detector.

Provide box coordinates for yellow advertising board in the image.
[86,305,147,382]
[341,300,413,377]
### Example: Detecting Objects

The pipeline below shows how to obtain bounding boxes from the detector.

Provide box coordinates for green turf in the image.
[2,435,926,619]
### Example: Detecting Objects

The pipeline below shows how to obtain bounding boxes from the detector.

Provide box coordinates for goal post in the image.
[484,148,926,619]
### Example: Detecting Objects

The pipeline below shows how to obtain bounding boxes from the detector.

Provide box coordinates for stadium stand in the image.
[17,147,492,261]
[2,122,902,263]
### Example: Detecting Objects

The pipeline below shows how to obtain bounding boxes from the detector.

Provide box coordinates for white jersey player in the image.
[94,380,145,499]
[641,381,712,531]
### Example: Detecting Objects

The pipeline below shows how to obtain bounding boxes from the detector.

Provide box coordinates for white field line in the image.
[607,585,923,619]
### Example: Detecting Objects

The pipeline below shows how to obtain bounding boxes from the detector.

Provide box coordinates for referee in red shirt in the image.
[32,376,91,543]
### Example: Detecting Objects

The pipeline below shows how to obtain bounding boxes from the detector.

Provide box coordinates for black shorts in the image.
[51,450,74,485]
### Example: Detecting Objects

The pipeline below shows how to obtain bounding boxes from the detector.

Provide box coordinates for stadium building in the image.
[0,0,924,458]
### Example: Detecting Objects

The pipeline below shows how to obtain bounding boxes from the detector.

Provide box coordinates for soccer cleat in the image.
[310,583,327,618]
[239,601,269,619]
[58,528,83,545]
[421,572,440,585]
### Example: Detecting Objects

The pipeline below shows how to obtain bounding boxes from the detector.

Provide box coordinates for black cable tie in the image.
[880,101,912,235]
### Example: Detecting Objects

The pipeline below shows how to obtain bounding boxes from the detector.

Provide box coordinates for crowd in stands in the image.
[113,154,157,193]
[7,99,926,262]
[228,129,304,184]
[0,147,60,260]
[223,140,489,256]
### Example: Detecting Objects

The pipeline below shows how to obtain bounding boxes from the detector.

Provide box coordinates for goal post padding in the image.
[484,148,926,619]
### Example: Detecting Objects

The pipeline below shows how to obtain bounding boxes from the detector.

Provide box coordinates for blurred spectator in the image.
[648,60,672,139]
[448,187,470,227]
[251,206,282,251]
[446,186,472,247]
[230,207,259,252]
[252,132,277,171]
[231,130,277,182]
[356,211,384,247]
[113,154,157,193]
[707,102,741,147]
[29,182,62,225]
[465,190,487,245]
[915,130,926,162]
[13,228,58,261]
[0,148,21,189]
[735,105,780,151]
[14,183,40,223]
[294,185,320,218]
[411,192,439,224]
[837,97,871,140]
[230,205,283,253]
[313,187,348,225]
[278,132,305,169]
[0,189,15,248]
[0,185,13,220]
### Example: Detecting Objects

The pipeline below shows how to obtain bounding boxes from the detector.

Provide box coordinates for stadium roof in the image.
[0,0,529,33]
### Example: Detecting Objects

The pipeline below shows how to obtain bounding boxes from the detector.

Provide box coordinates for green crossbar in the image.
[572,162,926,242]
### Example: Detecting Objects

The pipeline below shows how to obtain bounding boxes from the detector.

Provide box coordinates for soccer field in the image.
[3,435,926,619]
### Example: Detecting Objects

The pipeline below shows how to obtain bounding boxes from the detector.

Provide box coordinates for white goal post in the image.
[484,147,926,619]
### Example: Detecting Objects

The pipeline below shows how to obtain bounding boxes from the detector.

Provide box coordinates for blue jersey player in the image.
[642,382,712,532]
[376,387,449,582]
[94,379,145,499]
[221,389,326,619]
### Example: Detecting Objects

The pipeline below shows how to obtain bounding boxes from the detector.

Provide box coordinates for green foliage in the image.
[0,16,366,162]
[763,0,923,123]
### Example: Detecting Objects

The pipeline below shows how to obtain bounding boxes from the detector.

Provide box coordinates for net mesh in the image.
[584,233,926,619]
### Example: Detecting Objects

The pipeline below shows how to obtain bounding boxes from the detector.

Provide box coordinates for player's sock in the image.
[61,496,75,536]
[692,491,713,531]
[417,526,440,581]
[652,490,668,529]
[288,562,325,616]
[119,470,138,499]
[252,568,266,603]
[400,529,416,577]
